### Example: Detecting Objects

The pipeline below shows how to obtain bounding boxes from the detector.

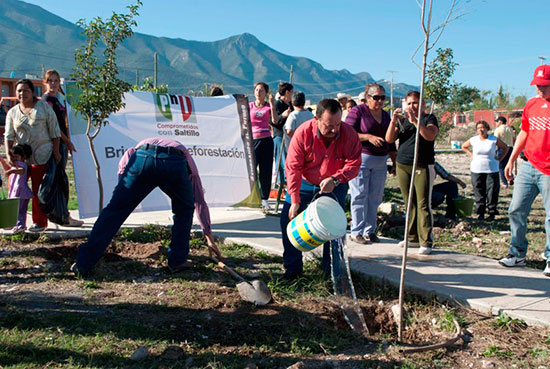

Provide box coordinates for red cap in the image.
[530,65,550,86]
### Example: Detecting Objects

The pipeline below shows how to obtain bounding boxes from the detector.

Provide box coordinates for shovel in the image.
[211,256,272,305]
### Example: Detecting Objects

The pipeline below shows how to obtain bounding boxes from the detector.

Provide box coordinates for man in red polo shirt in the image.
[280,99,361,280]
[499,65,550,276]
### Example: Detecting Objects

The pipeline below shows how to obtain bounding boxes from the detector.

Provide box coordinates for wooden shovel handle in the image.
[211,256,245,282]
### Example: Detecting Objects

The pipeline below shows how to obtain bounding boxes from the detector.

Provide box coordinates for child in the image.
[0,144,33,234]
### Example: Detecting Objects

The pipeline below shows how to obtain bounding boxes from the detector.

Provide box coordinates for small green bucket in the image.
[0,198,20,228]
[453,197,474,217]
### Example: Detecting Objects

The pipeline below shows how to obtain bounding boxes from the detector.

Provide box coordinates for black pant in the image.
[253,137,274,200]
[432,181,459,218]
[471,172,500,216]
[498,146,513,186]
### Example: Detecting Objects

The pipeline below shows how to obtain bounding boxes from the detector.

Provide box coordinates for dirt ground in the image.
[1,232,550,369]
[2,152,550,368]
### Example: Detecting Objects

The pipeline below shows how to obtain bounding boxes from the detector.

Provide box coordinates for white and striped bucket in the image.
[286,196,347,252]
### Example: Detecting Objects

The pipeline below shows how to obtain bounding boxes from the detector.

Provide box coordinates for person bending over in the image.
[72,137,223,277]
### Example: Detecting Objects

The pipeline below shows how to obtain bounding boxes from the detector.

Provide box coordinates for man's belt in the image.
[520,152,528,161]
[137,144,184,156]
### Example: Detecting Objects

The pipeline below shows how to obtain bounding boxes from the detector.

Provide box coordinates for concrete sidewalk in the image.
[2,205,549,327]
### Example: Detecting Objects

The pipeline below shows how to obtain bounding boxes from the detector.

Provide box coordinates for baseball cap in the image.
[495,116,507,124]
[358,92,366,101]
[530,64,550,86]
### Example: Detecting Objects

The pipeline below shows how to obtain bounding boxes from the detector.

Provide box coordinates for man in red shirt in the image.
[280,99,361,280]
[499,65,550,276]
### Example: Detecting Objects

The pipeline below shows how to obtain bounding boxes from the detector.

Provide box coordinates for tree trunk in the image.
[86,118,104,212]
[398,0,432,342]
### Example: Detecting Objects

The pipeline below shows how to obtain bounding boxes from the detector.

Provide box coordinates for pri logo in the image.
[155,94,195,123]
[537,70,545,77]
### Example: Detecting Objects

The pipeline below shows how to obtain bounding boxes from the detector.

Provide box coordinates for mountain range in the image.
[0,0,416,101]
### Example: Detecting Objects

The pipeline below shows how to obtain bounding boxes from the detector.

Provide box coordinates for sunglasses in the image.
[368,94,386,101]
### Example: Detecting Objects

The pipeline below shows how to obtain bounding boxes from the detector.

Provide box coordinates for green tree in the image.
[133,77,168,94]
[71,1,141,211]
[494,85,511,109]
[425,48,457,106]
[472,90,494,110]
[447,83,481,112]
[512,95,527,109]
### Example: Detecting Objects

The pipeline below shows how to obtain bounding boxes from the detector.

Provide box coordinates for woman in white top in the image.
[462,120,508,220]
[4,79,61,232]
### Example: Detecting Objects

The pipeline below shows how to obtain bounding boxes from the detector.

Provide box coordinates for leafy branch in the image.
[71,1,141,211]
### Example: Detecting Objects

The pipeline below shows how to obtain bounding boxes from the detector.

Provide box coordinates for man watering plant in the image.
[72,137,223,277]
[280,99,361,281]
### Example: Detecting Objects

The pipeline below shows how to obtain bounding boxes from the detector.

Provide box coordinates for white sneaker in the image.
[261,200,271,212]
[541,252,547,261]
[398,240,420,248]
[11,225,26,234]
[543,262,550,277]
[498,254,526,267]
[418,246,433,255]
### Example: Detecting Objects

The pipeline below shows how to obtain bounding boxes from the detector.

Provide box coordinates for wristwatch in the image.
[331,176,339,186]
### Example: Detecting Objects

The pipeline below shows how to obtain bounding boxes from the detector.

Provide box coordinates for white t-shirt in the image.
[470,134,499,173]
[283,109,314,148]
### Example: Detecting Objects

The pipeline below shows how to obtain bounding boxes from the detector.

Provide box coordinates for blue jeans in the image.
[280,179,348,276]
[508,160,550,259]
[432,181,459,218]
[349,153,387,236]
[76,145,195,275]
[273,135,286,185]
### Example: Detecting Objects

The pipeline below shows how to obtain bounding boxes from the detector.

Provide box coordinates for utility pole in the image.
[41,64,45,78]
[289,65,293,83]
[153,52,158,89]
[540,56,548,65]
[387,70,397,114]
[135,69,139,86]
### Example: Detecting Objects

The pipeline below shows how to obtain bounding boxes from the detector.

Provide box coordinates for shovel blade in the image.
[236,280,272,305]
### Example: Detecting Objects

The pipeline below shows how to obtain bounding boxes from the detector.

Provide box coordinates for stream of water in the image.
[330,236,369,337]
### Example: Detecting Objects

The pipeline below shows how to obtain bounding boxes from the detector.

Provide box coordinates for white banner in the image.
[66,88,259,219]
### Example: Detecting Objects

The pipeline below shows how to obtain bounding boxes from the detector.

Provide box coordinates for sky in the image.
[22,0,549,98]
